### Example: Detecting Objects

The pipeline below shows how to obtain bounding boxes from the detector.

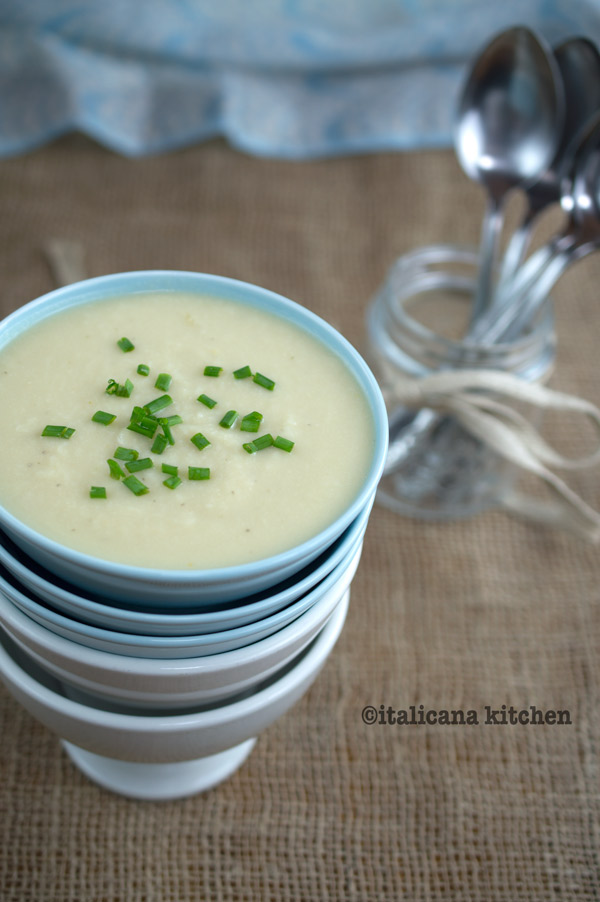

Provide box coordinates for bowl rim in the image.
[0,591,349,730]
[0,270,388,584]
[0,496,372,630]
[0,534,362,652]
[0,542,360,673]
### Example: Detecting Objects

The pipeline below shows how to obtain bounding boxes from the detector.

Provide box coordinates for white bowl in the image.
[0,592,348,800]
[0,496,372,633]
[0,529,364,657]
[0,542,361,709]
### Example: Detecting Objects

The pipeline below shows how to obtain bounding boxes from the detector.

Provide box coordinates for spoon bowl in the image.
[496,36,600,288]
[474,112,600,343]
[454,26,564,321]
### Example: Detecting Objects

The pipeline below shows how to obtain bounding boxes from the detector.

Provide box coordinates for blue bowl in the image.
[0,271,388,605]
[0,497,372,628]
[0,530,364,658]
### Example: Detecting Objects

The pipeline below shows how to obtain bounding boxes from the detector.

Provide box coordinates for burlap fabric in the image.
[0,136,599,901]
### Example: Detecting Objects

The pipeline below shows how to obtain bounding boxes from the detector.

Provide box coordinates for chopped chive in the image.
[144,394,173,415]
[114,446,139,462]
[204,365,222,377]
[106,378,133,398]
[197,393,217,409]
[116,378,134,398]
[188,466,210,480]
[130,405,145,422]
[41,425,75,439]
[233,365,252,380]
[191,432,210,451]
[155,373,172,391]
[240,411,263,433]
[117,337,135,353]
[151,433,169,455]
[127,418,158,439]
[92,410,116,426]
[89,486,107,499]
[122,474,149,495]
[242,441,257,454]
[163,475,182,490]
[107,458,126,480]
[161,463,178,476]
[253,372,275,391]
[159,415,183,427]
[161,422,175,446]
[137,364,150,376]
[219,409,238,429]
[253,433,274,450]
[274,435,295,452]
[125,457,153,473]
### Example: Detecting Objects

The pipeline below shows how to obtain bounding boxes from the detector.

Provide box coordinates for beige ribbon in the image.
[388,368,600,542]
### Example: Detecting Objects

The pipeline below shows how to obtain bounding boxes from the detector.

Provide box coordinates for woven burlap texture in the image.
[0,136,598,901]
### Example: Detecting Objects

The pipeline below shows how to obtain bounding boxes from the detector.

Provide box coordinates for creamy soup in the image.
[0,291,375,569]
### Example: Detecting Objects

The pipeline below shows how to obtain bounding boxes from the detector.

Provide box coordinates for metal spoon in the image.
[495,37,600,292]
[454,26,564,323]
[385,118,600,476]
[473,113,600,344]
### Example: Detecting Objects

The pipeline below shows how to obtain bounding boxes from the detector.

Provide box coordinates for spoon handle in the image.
[492,239,599,342]
[496,215,535,289]
[471,197,504,324]
[476,230,576,338]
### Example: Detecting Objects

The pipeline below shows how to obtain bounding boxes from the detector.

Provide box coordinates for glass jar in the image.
[365,245,556,520]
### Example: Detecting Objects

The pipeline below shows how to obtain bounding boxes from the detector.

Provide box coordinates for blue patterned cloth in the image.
[2,1,600,158]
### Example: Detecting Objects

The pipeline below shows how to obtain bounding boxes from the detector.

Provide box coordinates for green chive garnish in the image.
[240,411,263,433]
[127,418,158,439]
[125,457,153,473]
[161,463,178,476]
[117,378,134,398]
[253,372,275,391]
[204,366,222,377]
[163,475,182,490]
[92,411,116,426]
[243,442,257,454]
[106,379,133,398]
[137,364,150,376]
[197,394,217,409]
[144,395,173,415]
[191,432,210,451]
[122,474,149,495]
[160,422,174,446]
[253,433,274,450]
[233,365,252,380]
[219,409,238,429]
[160,415,183,427]
[274,435,295,452]
[89,486,107,499]
[107,458,126,480]
[151,433,169,455]
[117,337,135,353]
[41,425,75,439]
[188,466,210,480]
[155,373,172,391]
[114,446,139,461]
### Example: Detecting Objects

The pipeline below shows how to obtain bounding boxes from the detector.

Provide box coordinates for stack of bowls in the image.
[0,272,388,800]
